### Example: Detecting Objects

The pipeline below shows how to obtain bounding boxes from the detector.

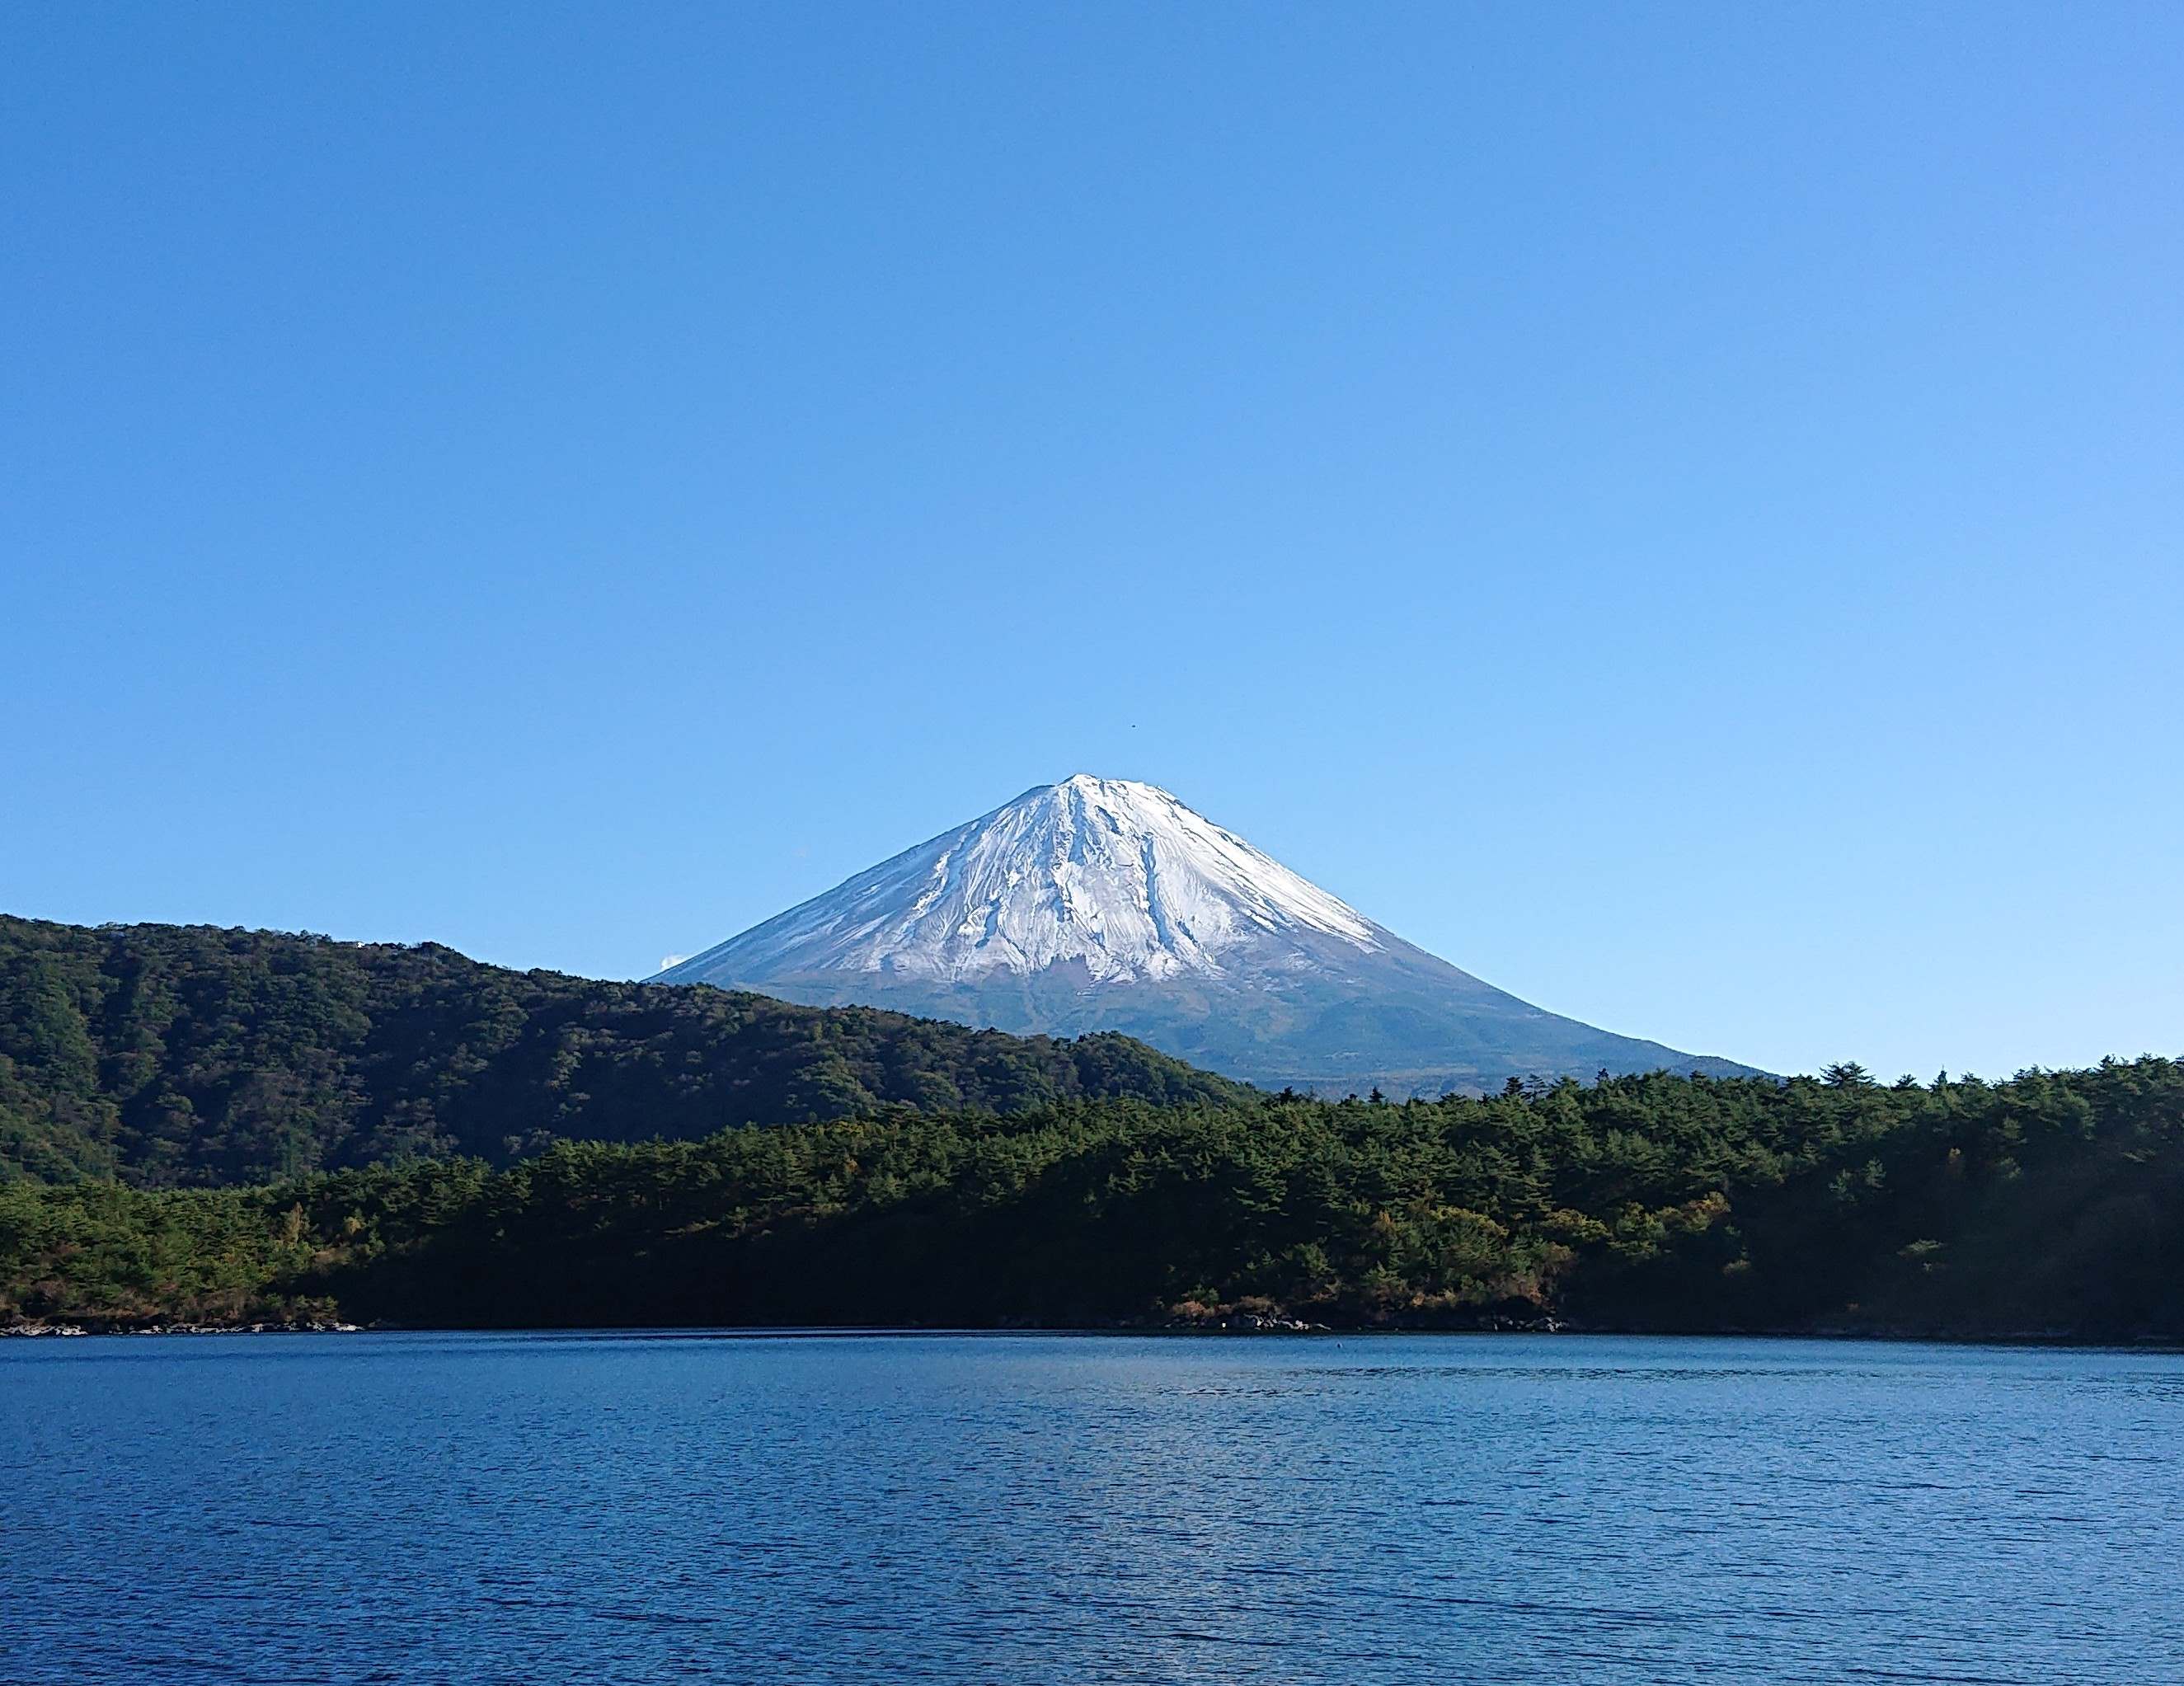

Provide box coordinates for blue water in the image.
[3,1334,2181,1684]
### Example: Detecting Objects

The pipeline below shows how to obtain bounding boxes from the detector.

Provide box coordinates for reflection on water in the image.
[5,1332,2180,1684]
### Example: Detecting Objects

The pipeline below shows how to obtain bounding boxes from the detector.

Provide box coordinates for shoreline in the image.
[7,1317,2178,1350]
[2,1319,364,1338]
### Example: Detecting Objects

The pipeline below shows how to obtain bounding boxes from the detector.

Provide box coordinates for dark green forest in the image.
[0,915,1241,1185]
[4,1040,2179,1339]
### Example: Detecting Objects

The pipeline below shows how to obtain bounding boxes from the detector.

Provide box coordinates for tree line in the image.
[5,1055,2177,1337]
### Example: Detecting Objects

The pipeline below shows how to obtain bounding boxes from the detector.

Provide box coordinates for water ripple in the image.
[4,1332,2181,1685]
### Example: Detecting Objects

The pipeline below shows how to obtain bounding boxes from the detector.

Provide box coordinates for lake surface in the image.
[3,1333,2180,1684]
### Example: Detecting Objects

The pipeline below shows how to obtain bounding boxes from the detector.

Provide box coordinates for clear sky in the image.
[5,3,2178,1081]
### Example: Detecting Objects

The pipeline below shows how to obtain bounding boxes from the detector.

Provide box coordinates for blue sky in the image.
[4,3,2178,1080]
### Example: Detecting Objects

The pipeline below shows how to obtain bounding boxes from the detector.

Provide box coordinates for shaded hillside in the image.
[722,944,1761,1099]
[5,1057,2179,1341]
[0,914,1244,1186]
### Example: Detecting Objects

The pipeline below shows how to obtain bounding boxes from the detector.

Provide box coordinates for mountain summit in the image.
[655,775,1757,1093]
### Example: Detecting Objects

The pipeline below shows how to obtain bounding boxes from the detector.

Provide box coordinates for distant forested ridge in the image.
[0,915,1243,1186]
[3,1054,2179,1340]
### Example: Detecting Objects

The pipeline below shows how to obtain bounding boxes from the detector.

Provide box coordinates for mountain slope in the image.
[657,775,1759,1093]
[0,913,1245,1186]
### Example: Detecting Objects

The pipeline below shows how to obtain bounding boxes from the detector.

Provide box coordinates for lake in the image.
[3,1333,2179,1684]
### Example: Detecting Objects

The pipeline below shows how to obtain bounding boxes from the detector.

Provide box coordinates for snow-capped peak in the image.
[652,774,1760,1093]
[665,774,1384,989]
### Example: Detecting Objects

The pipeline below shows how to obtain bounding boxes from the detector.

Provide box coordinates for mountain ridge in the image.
[656,776,1759,1094]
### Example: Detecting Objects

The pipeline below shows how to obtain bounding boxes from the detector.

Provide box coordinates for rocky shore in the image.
[2,1319,364,1337]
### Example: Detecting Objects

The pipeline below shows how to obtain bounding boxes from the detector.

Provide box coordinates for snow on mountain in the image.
[654,775,1759,1095]
[685,775,1379,989]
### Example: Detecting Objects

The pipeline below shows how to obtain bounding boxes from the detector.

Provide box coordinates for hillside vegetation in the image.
[4,1055,2178,1339]
[0,915,1242,1186]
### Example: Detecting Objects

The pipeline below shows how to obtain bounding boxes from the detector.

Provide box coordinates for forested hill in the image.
[3,1057,2180,1339]
[0,914,1245,1186]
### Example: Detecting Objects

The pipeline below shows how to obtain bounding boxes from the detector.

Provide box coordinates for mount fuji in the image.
[653,775,1759,1094]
